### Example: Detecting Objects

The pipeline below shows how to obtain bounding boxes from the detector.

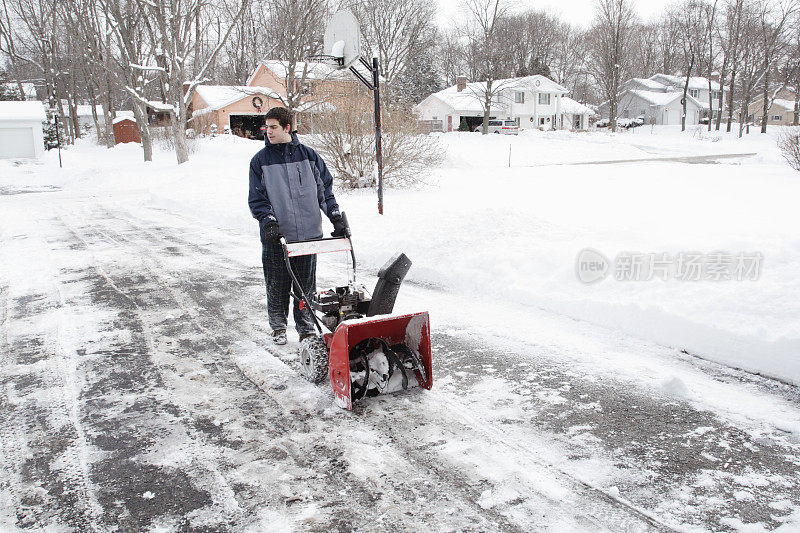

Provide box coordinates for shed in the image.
[0,101,46,160]
[113,116,141,144]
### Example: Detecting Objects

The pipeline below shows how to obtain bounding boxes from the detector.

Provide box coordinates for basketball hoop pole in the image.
[371,57,384,215]
[349,56,384,215]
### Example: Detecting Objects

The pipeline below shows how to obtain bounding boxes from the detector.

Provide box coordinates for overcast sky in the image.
[435,0,676,29]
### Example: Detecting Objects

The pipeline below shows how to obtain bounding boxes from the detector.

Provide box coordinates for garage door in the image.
[0,127,36,159]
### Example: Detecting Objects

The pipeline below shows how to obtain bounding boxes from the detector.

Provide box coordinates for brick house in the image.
[188,60,356,138]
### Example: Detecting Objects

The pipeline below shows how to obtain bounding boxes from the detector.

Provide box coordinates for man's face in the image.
[265,118,291,143]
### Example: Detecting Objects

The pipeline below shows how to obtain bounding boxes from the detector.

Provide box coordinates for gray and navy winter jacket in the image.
[248,132,340,243]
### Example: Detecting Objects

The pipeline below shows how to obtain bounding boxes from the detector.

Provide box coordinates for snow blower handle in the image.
[340,212,352,239]
[279,212,356,335]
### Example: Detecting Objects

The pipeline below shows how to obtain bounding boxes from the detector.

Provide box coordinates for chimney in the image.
[456,75,467,92]
[711,71,720,84]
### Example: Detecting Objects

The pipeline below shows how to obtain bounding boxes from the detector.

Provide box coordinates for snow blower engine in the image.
[280,213,432,409]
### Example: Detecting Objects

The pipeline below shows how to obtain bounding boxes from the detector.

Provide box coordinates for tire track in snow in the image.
[0,228,105,531]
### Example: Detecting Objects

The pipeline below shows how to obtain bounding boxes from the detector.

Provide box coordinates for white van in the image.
[475,120,519,135]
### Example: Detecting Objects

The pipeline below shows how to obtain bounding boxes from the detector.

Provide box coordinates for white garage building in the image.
[0,101,46,160]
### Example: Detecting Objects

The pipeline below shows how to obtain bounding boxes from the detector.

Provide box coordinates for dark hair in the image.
[265,106,292,129]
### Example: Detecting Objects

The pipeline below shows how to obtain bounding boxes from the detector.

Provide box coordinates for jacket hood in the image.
[265,131,300,148]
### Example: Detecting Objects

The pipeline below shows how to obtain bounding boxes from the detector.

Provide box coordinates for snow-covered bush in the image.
[778,129,800,171]
[310,98,443,189]
[152,125,198,154]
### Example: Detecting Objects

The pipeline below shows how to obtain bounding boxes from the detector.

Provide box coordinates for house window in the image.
[689,89,699,98]
[773,115,782,121]
[538,93,550,105]
[539,117,546,125]
[515,91,525,104]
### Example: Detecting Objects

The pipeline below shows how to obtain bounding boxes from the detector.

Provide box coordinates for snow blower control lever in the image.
[279,213,432,409]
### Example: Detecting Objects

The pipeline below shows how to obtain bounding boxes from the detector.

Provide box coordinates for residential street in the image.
[2,184,799,532]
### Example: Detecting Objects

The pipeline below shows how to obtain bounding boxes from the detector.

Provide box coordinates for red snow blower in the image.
[280,213,432,409]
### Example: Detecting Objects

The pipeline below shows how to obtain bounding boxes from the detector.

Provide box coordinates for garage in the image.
[0,101,46,160]
[229,114,266,140]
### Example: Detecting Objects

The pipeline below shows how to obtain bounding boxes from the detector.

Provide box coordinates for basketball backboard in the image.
[323,10,361,69]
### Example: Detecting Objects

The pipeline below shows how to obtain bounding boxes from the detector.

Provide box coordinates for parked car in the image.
[474,120,519,135]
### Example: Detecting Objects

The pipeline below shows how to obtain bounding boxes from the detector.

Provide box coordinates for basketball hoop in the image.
[309,10,386,215]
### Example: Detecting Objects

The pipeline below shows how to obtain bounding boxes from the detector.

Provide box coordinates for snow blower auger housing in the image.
[280,213,432,410]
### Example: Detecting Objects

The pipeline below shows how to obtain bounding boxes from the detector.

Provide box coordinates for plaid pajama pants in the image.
[262,241,317,336]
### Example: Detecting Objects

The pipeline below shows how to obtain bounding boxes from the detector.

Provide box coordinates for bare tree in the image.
[716,0,745,131]
[589,0,637,132]
[461,0,509,134]
[672,0,708,131]
[437,28,467,86]
[757,0,797,133]
[703,0,720,131]
[350,0,436,103]
[264,0,327,126]
[135,0,249,164]
[736,2,763,137]
[655,11,683,74]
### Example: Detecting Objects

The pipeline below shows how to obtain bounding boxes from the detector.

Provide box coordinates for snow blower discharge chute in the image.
[280,213,432,409]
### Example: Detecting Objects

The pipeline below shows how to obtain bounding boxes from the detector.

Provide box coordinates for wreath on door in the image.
[252,96,263,109]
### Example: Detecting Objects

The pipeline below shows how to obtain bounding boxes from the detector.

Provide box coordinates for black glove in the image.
[260,220,282,243]
[331,216,347,237]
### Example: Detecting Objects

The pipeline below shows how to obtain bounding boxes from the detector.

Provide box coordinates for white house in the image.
[599,73,728,126]
[0,101,46,160]
[414,75,594,132]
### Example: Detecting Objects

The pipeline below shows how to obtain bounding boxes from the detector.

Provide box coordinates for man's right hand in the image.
[261,220,282,244]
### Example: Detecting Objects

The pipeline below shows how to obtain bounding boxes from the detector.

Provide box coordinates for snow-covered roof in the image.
[628,78,667,91]
[112,115,135,124]
[0,100,46,121]
[629,89,683,107]
[560,97,595,116]
[649,74,723,91]
[248,60,350,86]
[771,98,795,111]
[418,75,567,114]
[626,89,708,110]
[422,90,508,114]
[499,75,569,93]
[194,85,281,111]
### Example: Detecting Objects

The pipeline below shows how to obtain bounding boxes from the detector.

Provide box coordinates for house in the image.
[414,75,594,132]
[189,85,283,138]
[0,101,46,160]
[189,60,356,138]
[747,87,798,126]
[599,74,728,126]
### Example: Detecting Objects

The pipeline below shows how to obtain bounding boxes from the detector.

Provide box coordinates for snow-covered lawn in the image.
[9,125,797,385]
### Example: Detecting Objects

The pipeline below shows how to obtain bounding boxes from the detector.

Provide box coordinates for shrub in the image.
[310,98,443,189]
[778,129,800,171]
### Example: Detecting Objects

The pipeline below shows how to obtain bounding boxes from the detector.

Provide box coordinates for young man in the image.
[248,107,346,345]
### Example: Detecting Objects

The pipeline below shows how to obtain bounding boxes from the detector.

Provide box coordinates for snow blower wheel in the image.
[299,336,329,384]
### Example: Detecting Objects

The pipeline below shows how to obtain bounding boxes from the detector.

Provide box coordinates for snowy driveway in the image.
[1,176,799,531]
